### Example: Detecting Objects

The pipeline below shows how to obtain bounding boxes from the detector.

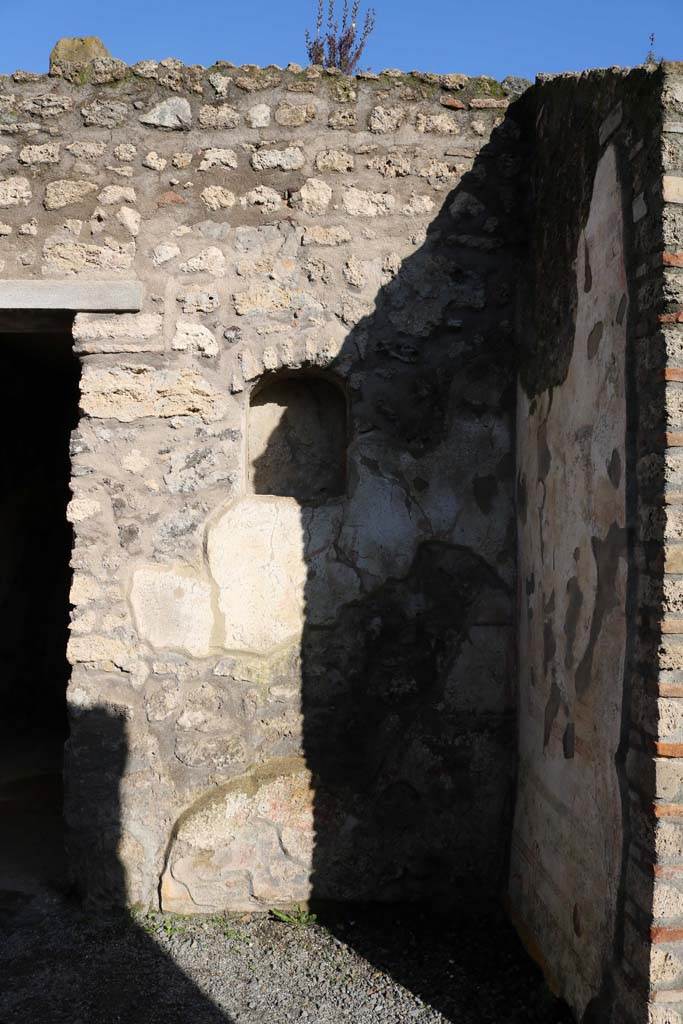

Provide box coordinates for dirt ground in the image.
[0,888,573,1024]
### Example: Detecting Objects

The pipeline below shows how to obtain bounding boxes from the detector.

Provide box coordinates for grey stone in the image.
[81,100,128,127]
[0,280,143,310]
[139,97,192,131]
[501,75,532,98]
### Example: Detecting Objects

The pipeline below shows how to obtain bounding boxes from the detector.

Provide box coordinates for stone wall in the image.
[509,65,683,1022]
[0,50,524,911]
[618,63,683,1024]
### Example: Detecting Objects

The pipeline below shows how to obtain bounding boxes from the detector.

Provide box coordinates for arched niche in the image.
[248,371,347,503]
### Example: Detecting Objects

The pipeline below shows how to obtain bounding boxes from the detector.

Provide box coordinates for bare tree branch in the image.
[305,0,376,74]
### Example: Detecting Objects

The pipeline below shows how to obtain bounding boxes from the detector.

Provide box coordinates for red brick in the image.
[655,742,683,758]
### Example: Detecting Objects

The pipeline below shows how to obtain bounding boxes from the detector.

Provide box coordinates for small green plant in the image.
[208,914,245,941]
[137,913,159,937]
[270,905,318,927]
[160,913,190,938]
[305,0,376,74]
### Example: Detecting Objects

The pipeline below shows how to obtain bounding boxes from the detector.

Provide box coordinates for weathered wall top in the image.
[4,35,526,101]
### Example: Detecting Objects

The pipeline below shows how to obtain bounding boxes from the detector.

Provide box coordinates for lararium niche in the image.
[248,371,347,503]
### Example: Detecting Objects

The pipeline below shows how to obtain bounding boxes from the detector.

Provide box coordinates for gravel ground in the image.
[0,890,573,1024]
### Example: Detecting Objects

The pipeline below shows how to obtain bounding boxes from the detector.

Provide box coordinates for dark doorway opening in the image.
[0,315,79,897]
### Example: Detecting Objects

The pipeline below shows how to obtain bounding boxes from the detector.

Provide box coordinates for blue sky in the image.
[0,0,680,80]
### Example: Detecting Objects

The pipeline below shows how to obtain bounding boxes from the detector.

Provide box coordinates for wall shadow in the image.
[1,712,234,1024]
[250,94,571,1020]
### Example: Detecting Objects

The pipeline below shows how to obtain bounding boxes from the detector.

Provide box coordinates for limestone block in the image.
[441,72,469,90]
[98,185,136,206]
[338,464,421,580]
[207,497,307,653]
[315,149,354,172]
[328,109,356,129]
[0,176,31,207]
[42,237,134,274]
[649,1008,683,1024]
[130,564,214,658]
[208,72,231,97]
[250,147,305,171]
[368,106,404,133]
[301,224,351,245]
[416,111,460,134]
[343,255,366,288]
[22,95,72,116]
[664,175,683,204]
[198,104,240,129]
[67,140,106,159]
[19,142,60,165]
[67,634,130,667]
[293,178,332,215]
[247,104,271,128]
[145,684,182,722]
[198,148,238,171]
[117,207,141,236]
[233,281,291,315]
[274,102,315,127]
[242,186,282,212]
[235,69,280,93]
[657,821,683,863]
[80,363,227,422]
[200,186,236,211]
[70,574,103,605]
[122,449,150,474]
[66,496,100,522]
[152,244,180,265]
[142,151,166,171]
[50,36,110,67]
[342,186,395,217]
[164,442,236,494]
[177,286,220,313]
[179,247,226,275]
[172,321,219,357]
[160,758,314,912]
[0,145,12,162]
[653,882,683,920]
[403,192,436,216]
[139,97,192,130]
[115,144,137,162]
[73,313,162,348]
[172,151,193,169]
[81,100,128,128]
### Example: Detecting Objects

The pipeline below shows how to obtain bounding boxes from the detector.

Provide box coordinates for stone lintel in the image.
[0,280,143,311]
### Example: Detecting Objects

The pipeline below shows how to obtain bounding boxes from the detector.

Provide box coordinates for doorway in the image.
[0,315,79,897]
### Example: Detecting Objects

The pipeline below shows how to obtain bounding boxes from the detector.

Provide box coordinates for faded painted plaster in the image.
[510,144,629,1014]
